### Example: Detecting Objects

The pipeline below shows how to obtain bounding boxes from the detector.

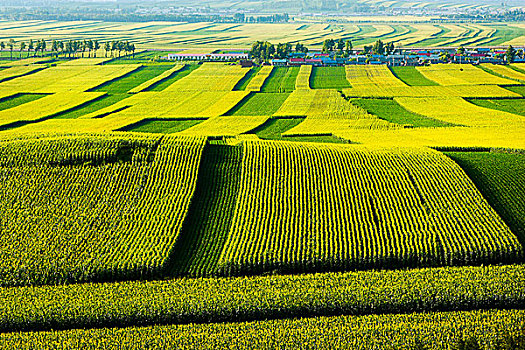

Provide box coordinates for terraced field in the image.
[0,57,523,347]
[0,20,522,50]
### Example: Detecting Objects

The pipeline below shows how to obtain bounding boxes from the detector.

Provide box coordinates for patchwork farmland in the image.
[0,26,523,349]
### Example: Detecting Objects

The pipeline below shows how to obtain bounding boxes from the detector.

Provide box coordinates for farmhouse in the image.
[167,53,249,61]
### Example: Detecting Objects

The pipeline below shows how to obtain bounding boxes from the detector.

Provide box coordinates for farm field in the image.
[0,20,522,50]
[0,45,523,347]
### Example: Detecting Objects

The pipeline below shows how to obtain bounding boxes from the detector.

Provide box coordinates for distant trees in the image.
[0,38,136,60]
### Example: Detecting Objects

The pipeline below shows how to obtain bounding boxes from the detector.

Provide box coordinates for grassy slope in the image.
[225,92,290,116]
[445,152,525,246]
[468,99,525,117]
[94,65,174,93]
[120,119,205,133]
[351,98,452,127]
[261,67,300,93]
[167,144,243,277]
[310,67,351,89]
[390,66,439,86]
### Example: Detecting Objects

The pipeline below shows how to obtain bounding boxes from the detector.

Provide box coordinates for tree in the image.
[372,39,385,55]
[275,42,292,59]
[65,40,73,58]
[0,42,4,53]
[40,39,46,57]
[345,40,353,57]
[104,42,110,58]
[19,41,26,59]
[250,41,275,61]
[59,41,64,57]
[322,39,335,53]
[439,51,451,62]
[457,46,466,56]
[51,40,58,58]
[295,43,308,53]
[28,39,34,58]
[385,42,395,55]
[336,38,345,53]
[87,40,94,58]
[506,45,516,63]
[7,39,15,59]
[111,41,118,57]
[93,40,100,58]
[363,45,372,55]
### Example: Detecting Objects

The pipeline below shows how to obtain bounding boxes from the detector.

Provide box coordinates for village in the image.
[165,45,525,66]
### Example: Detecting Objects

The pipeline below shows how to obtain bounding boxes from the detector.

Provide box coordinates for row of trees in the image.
[0,39,136,59]
[250,39,396,61]
[250,41,308,60]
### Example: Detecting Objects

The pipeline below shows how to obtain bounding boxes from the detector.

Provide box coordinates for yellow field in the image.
[416,65,518,86]
[179,116,269,137]
[480,64,525,82]
[245,66,273,92]
[345,65,407,87]
[0,64,140,93]
[0,20,521,50]
[0,92,105,126]
[129,65,185,93]
[162,63,249,92]
[394,97,525,127]
[343,84,521,98]
[295,65,312,90]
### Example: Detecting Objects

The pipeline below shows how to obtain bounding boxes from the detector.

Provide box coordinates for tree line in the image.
[0,39,137,59]
[250,39,395,61]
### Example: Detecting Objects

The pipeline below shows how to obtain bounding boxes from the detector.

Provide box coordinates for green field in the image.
[119,118,206,133]
[233,67,261,90]
[147,64,200,91]
[351,98,453,127]
[310,67,351,89]
[225,92,290,116]
[93,65,174,93]
[444,152,525,245]
[261,67,299,92]
[468,98,525,117]
[0,93,47,111]
[390,66,440,86]
[52,94,130,119]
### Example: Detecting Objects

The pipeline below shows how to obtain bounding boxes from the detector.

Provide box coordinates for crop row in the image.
[0,134,206,286]
[0,309,523,349]
[295,64,312,90]
[217,141,522,275]
[245,66,274,92]
[0,264,522,332]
